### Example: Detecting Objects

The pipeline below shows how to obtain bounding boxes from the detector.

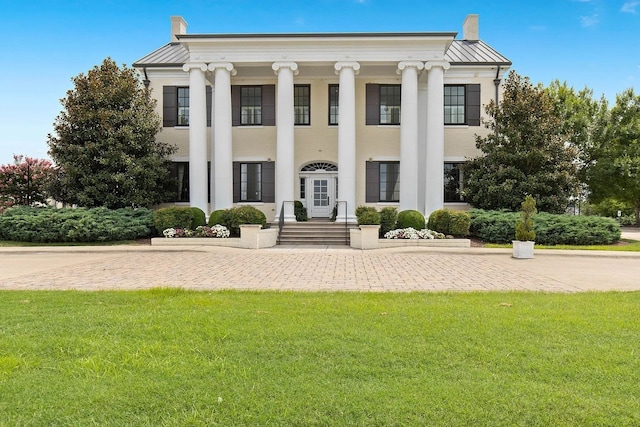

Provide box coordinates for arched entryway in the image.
[299,162,338,218]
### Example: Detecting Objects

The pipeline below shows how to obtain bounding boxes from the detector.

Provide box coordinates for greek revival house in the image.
[133,15,510,223]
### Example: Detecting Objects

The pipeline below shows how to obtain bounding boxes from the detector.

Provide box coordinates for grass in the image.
[1,290,639,426]
[485,238,640,251]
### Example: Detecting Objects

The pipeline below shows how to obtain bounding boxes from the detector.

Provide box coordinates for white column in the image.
[183,63,208,214]
[272,62,298,222]
[208,63,236,211]
[335,61,360,223]
[424,60,450,218]
[417,76,428,214]
[397,61,424,211]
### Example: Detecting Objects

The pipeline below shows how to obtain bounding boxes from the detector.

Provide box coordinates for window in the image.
[444,162,465,202]
[176,88,190,126]
[328,84,339,125]
[379,85,401,125]
[300,177,306,199]
[444,85,465,125]
[241,163,262,201]
[294,85,310,125]
[241,86,262,125]
[380,162,400,202]
[168,162,189,202]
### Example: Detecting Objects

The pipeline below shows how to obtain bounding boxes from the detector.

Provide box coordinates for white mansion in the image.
[133,15,510,223]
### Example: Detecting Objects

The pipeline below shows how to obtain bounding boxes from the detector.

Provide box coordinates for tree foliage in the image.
[0,155,53,213]
[47,58,175,208]
[586,88,640,224]
[462,71,579,213]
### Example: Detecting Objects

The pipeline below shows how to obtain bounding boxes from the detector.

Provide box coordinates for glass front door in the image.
[309,176,334,218]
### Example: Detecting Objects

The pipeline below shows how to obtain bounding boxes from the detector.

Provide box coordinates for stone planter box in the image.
[350,226,470,249]
[512,240,535,259]
[152,225,277,249]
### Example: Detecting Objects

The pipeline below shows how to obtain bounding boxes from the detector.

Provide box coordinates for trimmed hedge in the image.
[294,201,308,222]
[0,206,154,243]
[355,206,380,225]
[427,209,470,237]
[470,209,621,245]
[397,210,425,230]
[208,209,229,227]
[207,206,266,237]
[153,207,194,234]
[188,207,207,228]
[379,207,398,237]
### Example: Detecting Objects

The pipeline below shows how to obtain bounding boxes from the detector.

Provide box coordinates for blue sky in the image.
[0,0,638,165]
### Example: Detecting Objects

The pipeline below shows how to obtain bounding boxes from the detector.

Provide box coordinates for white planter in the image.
[512,240,535,259]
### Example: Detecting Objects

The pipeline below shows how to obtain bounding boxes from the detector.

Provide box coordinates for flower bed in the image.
[163,225,230,238]
[384,228,445,240]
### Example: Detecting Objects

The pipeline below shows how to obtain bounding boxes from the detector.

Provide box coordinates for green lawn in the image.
[485,239,640,251]
[1,290,639,426]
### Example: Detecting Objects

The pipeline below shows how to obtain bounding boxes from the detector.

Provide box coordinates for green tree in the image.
[0,155,53,213]
[587,89,640,224]
[462,71,579,213]
[47,58,175,208]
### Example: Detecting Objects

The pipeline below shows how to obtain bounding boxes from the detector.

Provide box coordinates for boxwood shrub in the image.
[0,206,154,243]
[470,209,621,245]
[379,207,398,236]
[427,209,470,237]
[355,206,380,225]
[208,209,230,227]
[396,210,425,230]
[153,207,194,234]
[188,207,207,228]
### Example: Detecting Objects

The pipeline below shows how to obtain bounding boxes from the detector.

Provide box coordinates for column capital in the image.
[424,60,451,71]
[208,62,237,76]
[334,61,360,75]
[182,63,208,72]
[272,62,299,76]
[396,61,424,75]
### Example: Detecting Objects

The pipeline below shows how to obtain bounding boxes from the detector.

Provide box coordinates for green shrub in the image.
[294,201,308,222]
[355,206,380,225]
[515,195,537,241]
[153,207,194,234]
[428,209,470,237]
[0,206,153,243]
[379,207,398,236]
[208,209,230,227]
[470,209,621,245]
[226,206,267,237]
[188,207,207,228]
[397,210,425,230]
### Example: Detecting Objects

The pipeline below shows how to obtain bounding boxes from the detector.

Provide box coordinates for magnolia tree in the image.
[0,155,53,212]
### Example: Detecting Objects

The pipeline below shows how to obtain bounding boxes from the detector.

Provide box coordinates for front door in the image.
[310,176,334,218]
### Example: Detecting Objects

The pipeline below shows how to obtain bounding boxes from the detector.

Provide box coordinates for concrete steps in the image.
[277,220,357,245]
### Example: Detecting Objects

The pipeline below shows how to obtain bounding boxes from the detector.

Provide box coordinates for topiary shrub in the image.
[188,207,207,229]
[355,206,380,225]
[0,206,153,242]
[428,209,470,237]
[208,209,230,227]
[396,210,425,230]
[294,200,308,222]
[515,195,537,241]
[153,207,194,235]
[226,206,267,237]
[379,207,398,237]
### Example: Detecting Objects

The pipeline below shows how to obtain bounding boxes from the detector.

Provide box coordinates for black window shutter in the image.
[262,161,275,203]
[262,85,276,126]
[466,84,481,126]
[365,161,380,203]
[365,84,380,125]
[232,162,240,203]
[206,86,212,127]
[231,85,241,127]
[163,86,177,127]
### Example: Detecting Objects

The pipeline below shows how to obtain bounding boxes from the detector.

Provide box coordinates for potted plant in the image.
[513,195,537,259]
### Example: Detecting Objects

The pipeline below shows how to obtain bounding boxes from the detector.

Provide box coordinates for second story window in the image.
[379,85,401,125]
[177,87,189,126]
[294,85,310,125]
[444,85,465,125]
[328,84,339,125]
[241,86,262,125]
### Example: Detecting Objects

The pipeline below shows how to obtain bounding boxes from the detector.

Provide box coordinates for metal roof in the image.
[445,40,511,65]
[133,38,511,68]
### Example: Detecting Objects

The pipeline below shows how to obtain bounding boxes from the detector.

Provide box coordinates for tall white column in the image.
[272,62,298,222]
[208,63,236,211]
[397,61,424,212]
[183,63,208,215]
[335,61,360,223]
[424,60,450,218]
[417,76,428,214]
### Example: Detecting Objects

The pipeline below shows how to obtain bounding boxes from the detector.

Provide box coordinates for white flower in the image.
[163,228,176,238]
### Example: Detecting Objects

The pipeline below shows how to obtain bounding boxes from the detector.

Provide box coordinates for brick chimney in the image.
[171,16,187,42]
[463,14,479,41]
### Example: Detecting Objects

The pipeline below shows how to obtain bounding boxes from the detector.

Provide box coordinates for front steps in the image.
[277,219,357,246]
